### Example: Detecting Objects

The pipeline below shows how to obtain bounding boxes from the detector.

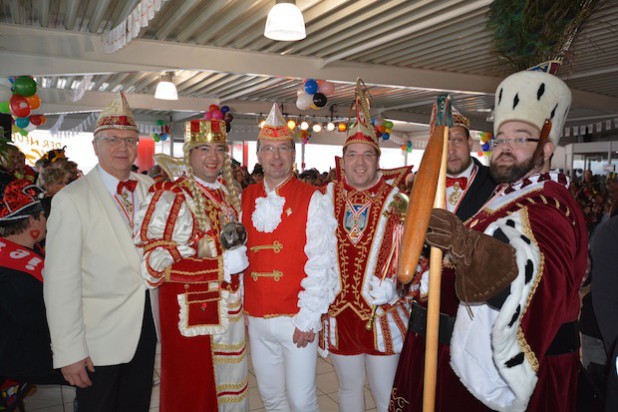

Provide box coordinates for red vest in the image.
[242,177,317,317]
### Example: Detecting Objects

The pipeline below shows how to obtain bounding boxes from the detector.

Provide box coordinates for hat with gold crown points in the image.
[343,78,380,154]
[94,92,139,135]
[258,103,293,141]
[493,60,571,146]
[184,119,227,153]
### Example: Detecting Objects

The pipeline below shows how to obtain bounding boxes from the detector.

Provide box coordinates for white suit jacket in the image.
[44,168,155,368]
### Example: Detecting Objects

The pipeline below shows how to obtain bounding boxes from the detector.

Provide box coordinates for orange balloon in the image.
[26,94,41,110]
[39,115,47,125]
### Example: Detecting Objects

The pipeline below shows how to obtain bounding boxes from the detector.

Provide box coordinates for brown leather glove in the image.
[425,208,518,303]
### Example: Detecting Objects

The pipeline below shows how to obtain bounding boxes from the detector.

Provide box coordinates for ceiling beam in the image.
[1,24,617,117]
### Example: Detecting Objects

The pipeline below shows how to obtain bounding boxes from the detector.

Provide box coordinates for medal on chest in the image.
[343,197,372,245]
[448,183,463,207]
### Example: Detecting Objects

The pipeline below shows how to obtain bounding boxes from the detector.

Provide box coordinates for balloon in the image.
[0,101,10,114]
[204,112,213,120]
[10,95,31,118]
[0,85,12,102]
[25,94,41,110]
[312,92,327,108]
[477,151,484,156]
[156,119,165,126]
[226,123,231,133]
[15,117,30,129]
[39,115,47,125]
[378,125,386,133]
[337,122,347,132]
[224,113,233,122]
[12,125,19,133]
[209,104,220,113]
[160,133,168,141]
[304,79,318,95]
[24,123,36,132]
[296,88,305,98]
[211,110,223,120]
[401,145,406,150]
[153,134,161,142]
[296,93,312,111]
[19,129,28,136]
[12,76,37,97]
[383,120,394,129]
[385,128,392,134]
[318,81,335,96]
[407,140,413,147]
[220,105,230,114]
[382,133,390,140]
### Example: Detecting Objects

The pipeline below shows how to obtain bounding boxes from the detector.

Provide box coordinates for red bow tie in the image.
[117,179,137,194]
[446,177,468,190]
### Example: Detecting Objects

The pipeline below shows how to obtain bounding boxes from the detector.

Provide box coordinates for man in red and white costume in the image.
[319,79,412,412]
[134,118,249,411]
[395,67,587,412]
[242,103,337,412]
[389,108,496,411]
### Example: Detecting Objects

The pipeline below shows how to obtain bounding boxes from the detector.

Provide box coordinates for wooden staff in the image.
[397,95,451,412]
[422,126,448,412]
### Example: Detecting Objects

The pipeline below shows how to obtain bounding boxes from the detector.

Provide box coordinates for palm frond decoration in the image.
[487,0,603,72]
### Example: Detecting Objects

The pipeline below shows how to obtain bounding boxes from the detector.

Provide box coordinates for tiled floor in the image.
[22,343,378,411]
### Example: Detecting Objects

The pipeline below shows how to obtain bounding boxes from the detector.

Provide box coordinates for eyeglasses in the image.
[489,138,540,149]
[343,152,377,161]
[96,136,140,146]
[259,145,294,154]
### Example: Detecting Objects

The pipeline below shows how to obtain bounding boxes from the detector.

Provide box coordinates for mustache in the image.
[494,152,516,162]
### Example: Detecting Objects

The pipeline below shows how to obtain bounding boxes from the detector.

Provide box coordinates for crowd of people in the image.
[0,65,616,412]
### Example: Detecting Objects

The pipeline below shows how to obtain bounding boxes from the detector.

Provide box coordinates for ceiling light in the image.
[259,119,266,129]
[326,121,335,131]
[300,120,309,130]
[264,1,306,41]
[312,123,322,133]
[287,119,296,129]
[154,72,178,100]
[338,122,347,132]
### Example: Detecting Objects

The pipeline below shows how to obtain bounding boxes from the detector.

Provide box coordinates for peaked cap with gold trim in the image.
[258,103,293,141]
[343,78,380,154]
[452,106,471,130]
[94,92,138,134]
[184,119,227,153]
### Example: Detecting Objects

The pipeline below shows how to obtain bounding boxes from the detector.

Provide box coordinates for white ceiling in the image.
[0,0,617,143]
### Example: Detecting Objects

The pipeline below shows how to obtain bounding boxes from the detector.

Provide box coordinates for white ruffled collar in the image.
[194,176,222,190]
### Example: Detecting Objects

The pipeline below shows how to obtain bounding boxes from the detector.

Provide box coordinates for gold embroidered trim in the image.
[250,270,283,281]
[250,240,283,253]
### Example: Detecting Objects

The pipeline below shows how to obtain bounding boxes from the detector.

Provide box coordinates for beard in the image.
[489,151,544,184]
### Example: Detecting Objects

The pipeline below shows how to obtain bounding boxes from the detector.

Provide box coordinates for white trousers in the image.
[330,352,400,412]
[247,316,319,412]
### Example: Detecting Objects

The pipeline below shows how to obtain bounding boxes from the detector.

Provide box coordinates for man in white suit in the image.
[44,92,157,411]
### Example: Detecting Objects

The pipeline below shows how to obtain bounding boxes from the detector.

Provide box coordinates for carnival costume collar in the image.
[498,170,569,195]
[252,175,295,233]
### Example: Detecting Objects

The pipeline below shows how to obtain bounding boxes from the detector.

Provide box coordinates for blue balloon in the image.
[221,105,230,114]
[160,133,168,141]
[304,79,318,95]
[15,117,29,129]
[481,142,490,151]
[382,132,390,140]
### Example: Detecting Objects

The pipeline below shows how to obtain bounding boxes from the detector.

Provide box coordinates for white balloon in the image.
[296,93,313,111]
[0,85,12,101]
[25,123,36,132]
[0,78,12,88]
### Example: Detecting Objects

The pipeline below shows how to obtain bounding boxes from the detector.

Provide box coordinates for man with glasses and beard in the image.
[395,67,587,412]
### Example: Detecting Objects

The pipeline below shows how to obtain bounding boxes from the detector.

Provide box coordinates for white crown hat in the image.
[493,70,571,145]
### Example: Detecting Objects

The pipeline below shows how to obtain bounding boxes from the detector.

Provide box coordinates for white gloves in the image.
[368,276,398,306]
[222,245,249,283]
